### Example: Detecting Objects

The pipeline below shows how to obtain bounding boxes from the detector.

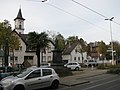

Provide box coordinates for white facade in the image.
[7,8,54,66]
[62,44,87,63]
[8,33,54,66]
[14,19,24,34]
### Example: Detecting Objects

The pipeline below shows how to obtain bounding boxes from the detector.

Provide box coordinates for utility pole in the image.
[105,17,114,65]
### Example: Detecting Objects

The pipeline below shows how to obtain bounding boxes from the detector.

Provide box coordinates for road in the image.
[58,74,120,90]
[39,74,120,90]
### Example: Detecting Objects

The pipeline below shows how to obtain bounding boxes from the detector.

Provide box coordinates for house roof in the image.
[19,34,28,43]
[62,41,79,55]
[12,30,55,48]
[12,30,27,45]
[14,8,25,20]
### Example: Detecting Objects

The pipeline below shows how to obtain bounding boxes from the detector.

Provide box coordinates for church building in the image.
[9,8,54,67]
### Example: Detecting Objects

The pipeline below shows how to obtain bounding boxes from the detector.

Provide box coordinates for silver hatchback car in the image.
[0,66,59,90]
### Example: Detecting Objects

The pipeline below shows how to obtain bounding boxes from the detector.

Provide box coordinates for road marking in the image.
[82,77,120,90]
[90,74,118,83]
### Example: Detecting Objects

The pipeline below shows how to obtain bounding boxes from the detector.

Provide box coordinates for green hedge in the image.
[107,68,120,74]
[107,64,120,74]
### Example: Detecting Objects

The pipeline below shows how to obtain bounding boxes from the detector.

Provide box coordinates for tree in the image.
[98,41,107,60]
[66,36,77,45]
[0,20,20,66]
[55,34,65,51]
[9,34,20,66]
[46,30,65,50]
[112,41,120,62]
[27,31,49,67]
[79,38,88,62]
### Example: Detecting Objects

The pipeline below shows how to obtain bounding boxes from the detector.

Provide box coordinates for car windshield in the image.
[17,68,32,78]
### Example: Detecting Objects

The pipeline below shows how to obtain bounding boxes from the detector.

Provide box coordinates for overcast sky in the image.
[0,0,120,44]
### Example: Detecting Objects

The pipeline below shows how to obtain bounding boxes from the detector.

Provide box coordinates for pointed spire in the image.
[14,8,25,20]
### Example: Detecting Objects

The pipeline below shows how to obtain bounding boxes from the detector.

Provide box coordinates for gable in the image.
[12,30,27,45]
[63,41,81,55]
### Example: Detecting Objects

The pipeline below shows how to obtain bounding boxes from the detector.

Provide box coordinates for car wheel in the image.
[13,85,25,90]
[75,67,80,71]
[51,80,59,89]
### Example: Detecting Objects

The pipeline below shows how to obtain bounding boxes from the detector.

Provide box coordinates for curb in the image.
[60,80,90,87]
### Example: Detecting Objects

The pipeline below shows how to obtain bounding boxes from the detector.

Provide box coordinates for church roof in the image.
[14,8,25,20]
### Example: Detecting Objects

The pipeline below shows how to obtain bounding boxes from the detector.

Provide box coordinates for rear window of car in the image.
[42,69,52,76]
[72,63,77,65]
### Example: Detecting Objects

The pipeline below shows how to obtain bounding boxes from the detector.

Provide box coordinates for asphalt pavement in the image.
[60,67,107,86]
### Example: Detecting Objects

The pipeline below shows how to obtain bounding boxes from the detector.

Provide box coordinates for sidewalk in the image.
[60,68,107,86]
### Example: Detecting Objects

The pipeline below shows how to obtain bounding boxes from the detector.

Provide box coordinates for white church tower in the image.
[14,8,25,34]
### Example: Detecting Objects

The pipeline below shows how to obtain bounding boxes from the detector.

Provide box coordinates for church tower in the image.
[14,8,25,34]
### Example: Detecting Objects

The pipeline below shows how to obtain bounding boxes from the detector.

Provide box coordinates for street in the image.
[58,74,120,90]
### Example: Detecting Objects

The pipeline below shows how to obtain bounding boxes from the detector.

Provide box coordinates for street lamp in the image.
[105,17,114,65]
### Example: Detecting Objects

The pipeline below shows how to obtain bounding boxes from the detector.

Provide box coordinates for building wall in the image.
[62,44,88,63]
[71,47,82,63]
[8,35,54,66]
[14,19,24,34]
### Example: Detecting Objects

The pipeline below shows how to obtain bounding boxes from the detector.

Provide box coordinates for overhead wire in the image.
[26,0,107,31]
[71,0,120,41]
[72,0,120,26]
[26,0,119,41]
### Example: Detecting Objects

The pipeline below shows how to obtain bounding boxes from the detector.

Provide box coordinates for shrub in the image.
[107,64,120,74]
[53,67,73,77]
[97,64,108,69]
[108,64,120,68]
[107,68,120,74]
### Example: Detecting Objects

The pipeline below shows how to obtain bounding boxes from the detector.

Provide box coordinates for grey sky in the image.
[0,0,120,44]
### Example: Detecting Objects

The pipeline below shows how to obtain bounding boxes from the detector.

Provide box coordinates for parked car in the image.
[84,60,98,67]
[0,66,59,90]
[64,62,81,70]
[40,63,51,68]
[0,73,10,81]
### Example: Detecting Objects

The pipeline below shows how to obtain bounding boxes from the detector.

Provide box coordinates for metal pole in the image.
[110,21,114,65]
[110,20,114,65]
[105,17,114,65]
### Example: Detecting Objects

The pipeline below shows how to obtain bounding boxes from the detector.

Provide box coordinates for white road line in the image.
[82,78,120,90]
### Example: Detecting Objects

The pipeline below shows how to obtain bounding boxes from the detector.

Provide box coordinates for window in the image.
[48,56,51,61]
[74,57,76,60]
[72,63,77,65]
[42,69,52,76]
[20,46,22,51]
[75,49,77,53]
[19,22,22,29]
[10,56,14,60]
[78,57,80,60]
[15,57,18,61]
[27,69,41,79]
[47,47,51,53]
[19,32,21,34]
[24,56,33,60]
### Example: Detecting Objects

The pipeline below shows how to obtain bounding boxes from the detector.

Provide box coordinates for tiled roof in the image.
[12,30,27,45]
[62,41,79,55]
[19,34,28,42]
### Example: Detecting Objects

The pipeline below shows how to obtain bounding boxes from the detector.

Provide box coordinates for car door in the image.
[40,68,53,88]
[66,63,72,69]
[24,69,42,90]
